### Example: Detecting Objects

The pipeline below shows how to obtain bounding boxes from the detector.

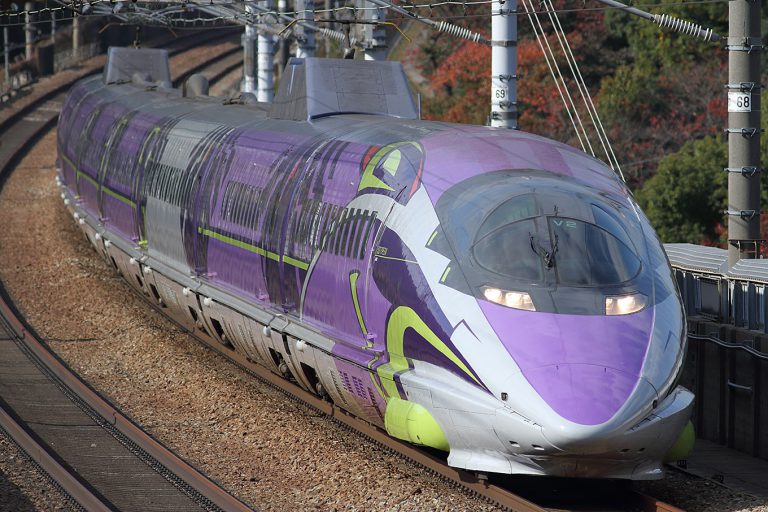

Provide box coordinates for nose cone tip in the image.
[525,364,639,425]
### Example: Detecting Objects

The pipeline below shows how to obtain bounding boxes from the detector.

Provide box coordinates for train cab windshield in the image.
[432,170,654,315]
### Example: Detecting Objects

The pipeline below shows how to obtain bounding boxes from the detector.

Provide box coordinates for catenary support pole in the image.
[726,0,762,265]
[257,0,274,102]
[25,2,34,61]
[242,3,256,93]
[295,0,315,58]
[360,0,387,60]
[3,26,9,85]
[72,12,80,52]
[276,0,289,78]
[490,0,517,128]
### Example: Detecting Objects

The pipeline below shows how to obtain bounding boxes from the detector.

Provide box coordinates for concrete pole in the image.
[242,4,257,93]
[490,0,517,128]
[257,0,275,102]
[276,0,289,77]
[295,0,315,58]
[324,0,331,56]
[3,27,9,85]
[24,2,34,61]
[360,0,387,60]
[50,9,56,43]
[726,0,762,265]
[72,13,81,52]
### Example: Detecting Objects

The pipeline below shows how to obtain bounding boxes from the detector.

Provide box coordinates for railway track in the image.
[0,33,684,512]
[0,34,248,512]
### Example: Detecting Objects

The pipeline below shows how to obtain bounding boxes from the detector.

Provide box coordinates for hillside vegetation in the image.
[404,0,768,246]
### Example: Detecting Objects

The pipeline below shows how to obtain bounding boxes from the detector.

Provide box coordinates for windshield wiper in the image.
[529,233,557,269]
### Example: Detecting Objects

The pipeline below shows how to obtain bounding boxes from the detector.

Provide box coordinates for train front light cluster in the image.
[482,287,536,311]
[605,293,647,315]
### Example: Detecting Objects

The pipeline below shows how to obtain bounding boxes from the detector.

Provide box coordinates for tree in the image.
[637,137,727,244]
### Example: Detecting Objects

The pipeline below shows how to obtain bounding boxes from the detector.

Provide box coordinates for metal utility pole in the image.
[726,0,762,265]
[72,12,81,52]
[242,3,257,93]
[276,0,289,77]
[295,0,315,58]
[3,26,9,86]
[24,2,34,61]
[257,0,275,102]
[490,0,517,128]
[359,0,387,60]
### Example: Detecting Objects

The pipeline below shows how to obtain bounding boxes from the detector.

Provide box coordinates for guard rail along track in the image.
[1,34,681,511]
[0,32,251,512]
[665,243,768,462]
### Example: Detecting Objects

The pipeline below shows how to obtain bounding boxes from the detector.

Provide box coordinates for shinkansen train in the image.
[56,47,694,479]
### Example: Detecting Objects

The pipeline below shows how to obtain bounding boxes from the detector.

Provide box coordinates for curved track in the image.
[0,34,248,512]
[0,35,683,512]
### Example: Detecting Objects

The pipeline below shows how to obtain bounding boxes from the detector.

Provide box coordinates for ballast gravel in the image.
[1,130,767,512]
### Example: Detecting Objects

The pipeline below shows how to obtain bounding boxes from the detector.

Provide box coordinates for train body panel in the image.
[56,50,693,479]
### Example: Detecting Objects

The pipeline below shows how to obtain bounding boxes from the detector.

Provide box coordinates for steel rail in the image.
[0,36,253,512]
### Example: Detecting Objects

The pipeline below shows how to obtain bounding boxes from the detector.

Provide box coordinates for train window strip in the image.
[346,208,364,258]
[221,181,263,232]
[338,208,356,257]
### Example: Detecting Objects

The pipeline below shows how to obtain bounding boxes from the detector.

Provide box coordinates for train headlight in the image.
[605,293,647,315]
[482,287,536,311]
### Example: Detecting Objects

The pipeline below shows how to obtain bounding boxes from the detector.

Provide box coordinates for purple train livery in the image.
[56,47,694,479]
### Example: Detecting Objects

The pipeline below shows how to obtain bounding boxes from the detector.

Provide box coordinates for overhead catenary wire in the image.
[519,0,590,154]
[1,0,734,25]
[541,0,624,178]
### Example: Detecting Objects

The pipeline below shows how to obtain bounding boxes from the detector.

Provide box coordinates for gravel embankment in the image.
[0,429,75,511]
[0,130,500,511]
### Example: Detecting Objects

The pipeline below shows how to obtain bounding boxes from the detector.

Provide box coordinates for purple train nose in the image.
[524,364,638,425]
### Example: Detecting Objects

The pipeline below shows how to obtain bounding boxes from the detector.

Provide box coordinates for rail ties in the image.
[0,295,254,512]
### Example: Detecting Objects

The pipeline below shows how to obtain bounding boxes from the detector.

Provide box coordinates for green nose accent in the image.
[384,397,450,452]
[664,420,695,463]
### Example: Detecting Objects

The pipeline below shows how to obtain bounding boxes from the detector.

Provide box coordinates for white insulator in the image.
[78,218,85,225]
[437,21,481,43]
[203,297,212,307]
[654,13,713,41]
[143,266,152,275]
[73,212,79,220]
[64,199,70,205]
[318,27,345,42]
[104,240,111,248]
[94,233,101,241]
[182,287,191,297]
[129,257,137,266]
[262,325,271,337]
[296,339,306,352]
[60,192,65,199]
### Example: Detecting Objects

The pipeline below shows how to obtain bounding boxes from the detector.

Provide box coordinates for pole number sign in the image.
[728,92,752,112]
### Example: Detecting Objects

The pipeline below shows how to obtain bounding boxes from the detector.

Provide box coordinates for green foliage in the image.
[637,137,727,243]
[638,89,768,245]
[604,0,727,71]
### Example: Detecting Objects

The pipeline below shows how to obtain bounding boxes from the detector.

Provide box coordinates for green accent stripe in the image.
[283,254,309,270]
[440,266,451,283]
[76,170,98,188]
[377,306,483,400]
[71,164,135,208]
[427,230,438,246]
[349,271,368,339]
[199,227,309,270]
[100,184,135,207]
